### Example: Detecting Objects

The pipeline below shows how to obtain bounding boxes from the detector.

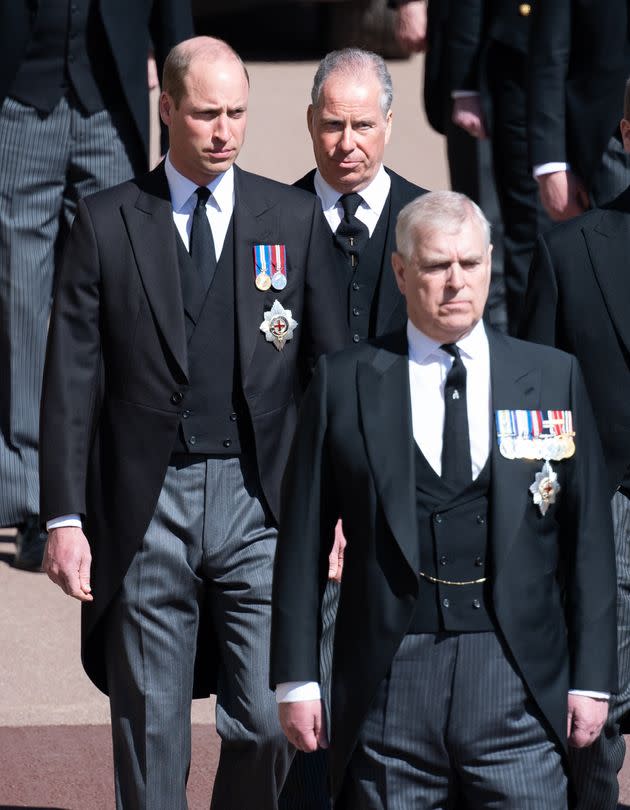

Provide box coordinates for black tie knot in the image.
[441,343,461,360]
[195,186,211,208]
[339,192,363,219]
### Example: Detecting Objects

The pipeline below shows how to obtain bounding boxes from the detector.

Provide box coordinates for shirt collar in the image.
[407,318,488,365]
[313,164,391,213]
[164,153,234,214]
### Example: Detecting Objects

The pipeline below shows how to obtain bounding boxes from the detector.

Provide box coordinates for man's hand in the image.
[278,700,328,752]
[537,170,589,221]
[147,51,159,90]
[44,526,93,602]
[328,519,347,582]
[567,694,609,748]
[452,96,487,140]
[394,1,427,53]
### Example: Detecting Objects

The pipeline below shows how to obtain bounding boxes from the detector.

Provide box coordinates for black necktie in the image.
[333,193,370,269]
[190,186,217,293]
[441,343,472,490]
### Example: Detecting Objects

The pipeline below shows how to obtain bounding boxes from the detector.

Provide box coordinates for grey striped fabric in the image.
[0,95,134,526]
[105,455,292,810]
[338,631,567,810]
[569,490,630,810]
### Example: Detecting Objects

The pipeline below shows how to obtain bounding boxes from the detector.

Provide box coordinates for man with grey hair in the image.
[295,48,428,344]
[272,190,617,808]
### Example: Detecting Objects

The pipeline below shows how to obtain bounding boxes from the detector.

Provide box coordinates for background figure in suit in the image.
[520,82,630,810]
[391,0,507,331]
[0,0,193,569]
[40,37,346,810]
[446,0,552,334]
[272,190,617,809]
[285,47,427,810]
[528,0,630,222]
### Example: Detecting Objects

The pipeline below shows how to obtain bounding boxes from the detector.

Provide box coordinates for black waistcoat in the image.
[9,0,112,114]
[337,194,390,341]
[408,443,495,633]
[172,219,247,456]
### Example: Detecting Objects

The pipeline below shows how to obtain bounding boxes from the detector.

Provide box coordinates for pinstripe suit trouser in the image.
[0,94,135,526]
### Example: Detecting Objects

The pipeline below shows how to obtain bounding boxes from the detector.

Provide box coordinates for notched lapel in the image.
[357,341,418,575]
[233,170,275,381]
[586,208,630,356]
[488,331,541,579]
[122,179,188,381]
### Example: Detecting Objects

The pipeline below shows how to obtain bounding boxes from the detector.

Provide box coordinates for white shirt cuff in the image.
[451,90,480,99]
[569,689,610,700]
[46,514,83,531]
[275,681,321,703]
[533,162,571,178]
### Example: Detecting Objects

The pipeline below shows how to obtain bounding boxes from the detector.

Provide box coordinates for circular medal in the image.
[255,272,271,291]
[271,271,287,291]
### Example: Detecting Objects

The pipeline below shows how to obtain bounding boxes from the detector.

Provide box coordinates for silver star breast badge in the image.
[529,460,560,516]
[260,300,298,351]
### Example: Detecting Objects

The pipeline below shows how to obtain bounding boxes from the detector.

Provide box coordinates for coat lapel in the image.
[584,195,630,356]
[121,164,188,380]
[233,167,275,380]
[357,332,418,575]
[375,172,404,332]
[488,329,541,580]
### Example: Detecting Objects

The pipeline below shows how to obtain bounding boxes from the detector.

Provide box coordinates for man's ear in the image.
[621,118,630,154]
[391,252,407,296]
[307,105,314,139]
[159,92,173,127]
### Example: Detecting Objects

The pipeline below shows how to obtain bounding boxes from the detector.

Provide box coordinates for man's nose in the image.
[446,264,465,288]
[213,114,230,141]
[339,126,355,152]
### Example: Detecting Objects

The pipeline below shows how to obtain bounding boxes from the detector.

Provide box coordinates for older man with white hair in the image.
[272,190,617,808]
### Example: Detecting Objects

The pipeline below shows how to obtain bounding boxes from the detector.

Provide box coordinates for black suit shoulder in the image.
[235,166,318,208]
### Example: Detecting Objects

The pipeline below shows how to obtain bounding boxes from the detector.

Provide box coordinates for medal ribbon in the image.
[254,244,272,282]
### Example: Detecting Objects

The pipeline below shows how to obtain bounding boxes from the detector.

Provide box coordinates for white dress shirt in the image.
[277,319,608,702]
[313,165,391,237]
[47,155,235,533]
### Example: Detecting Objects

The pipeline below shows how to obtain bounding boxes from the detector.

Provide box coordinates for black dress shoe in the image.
[13,516,47,571]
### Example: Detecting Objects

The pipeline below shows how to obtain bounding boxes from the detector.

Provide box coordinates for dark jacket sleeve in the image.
[271,357,339,687]
[448,0,487,92]
[518,234,560,347]
[40,200,104,521]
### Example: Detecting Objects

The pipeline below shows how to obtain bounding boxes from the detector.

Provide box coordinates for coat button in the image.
[182,409,191,419]
[472,599,481,609]
[352,307,360,317]
[352,281,360,291]
[442,598,450,608]
[223,439,232,448]
[475,556,484,567]
[439,555,448,566]
[476,514,486,525]
[518,2,531,16]
[189,435,197,446]
[229,413,238,422]
[353,333,360,343]
[434,513,443,524]
[171,392,183,404]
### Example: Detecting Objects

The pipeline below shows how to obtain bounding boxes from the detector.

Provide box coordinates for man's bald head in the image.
[162,36,249,109]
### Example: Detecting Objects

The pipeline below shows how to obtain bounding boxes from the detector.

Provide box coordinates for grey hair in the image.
[395,190,491,259]
[310,48,393,118]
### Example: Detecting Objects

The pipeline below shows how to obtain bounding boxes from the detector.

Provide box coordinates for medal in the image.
[495,409,575,461]
[254,244,287,292]
[529,460,560,516]
[255,272,271,291]
[260,300,298,351]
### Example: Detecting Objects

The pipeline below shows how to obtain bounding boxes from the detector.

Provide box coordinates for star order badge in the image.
[529,460,560,516]
[260,300,298,351]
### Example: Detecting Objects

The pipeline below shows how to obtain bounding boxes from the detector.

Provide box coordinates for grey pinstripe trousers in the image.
[104,455,292,810]
[569,490,630,810]
[337,631,567,810]
[0,95,135,526]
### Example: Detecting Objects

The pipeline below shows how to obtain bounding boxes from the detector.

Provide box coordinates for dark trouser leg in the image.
[487,43,552,336]
[569,490,630,810]
[446,121,507,333]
